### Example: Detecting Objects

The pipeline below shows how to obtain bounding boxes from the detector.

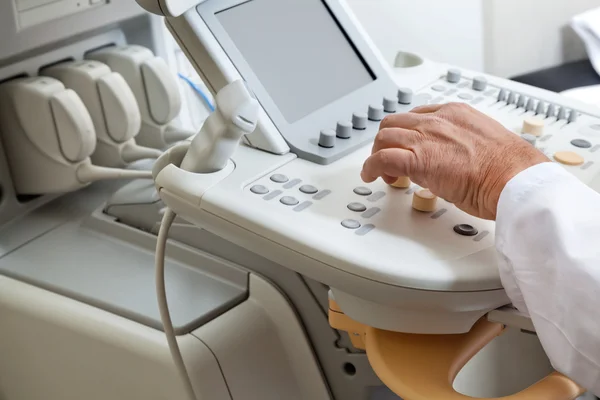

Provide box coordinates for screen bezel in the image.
[197,0,392,137]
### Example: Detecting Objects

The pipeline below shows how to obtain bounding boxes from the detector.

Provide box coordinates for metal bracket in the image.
[487,306,536,334]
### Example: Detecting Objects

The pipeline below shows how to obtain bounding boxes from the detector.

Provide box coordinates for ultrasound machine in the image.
[0,0,598,399]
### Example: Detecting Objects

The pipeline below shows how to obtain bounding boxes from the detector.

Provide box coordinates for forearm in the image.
[495,162,600,395]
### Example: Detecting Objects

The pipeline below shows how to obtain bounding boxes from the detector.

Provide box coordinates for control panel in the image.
[239,69,600,292]
[14,0,108,29]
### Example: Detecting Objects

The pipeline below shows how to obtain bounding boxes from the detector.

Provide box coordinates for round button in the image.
[280,196,299,206]
[250,185,269,195]
[336,121,352,139]
[270,174,288,183]
[454,224,478,237]
[446,69,462,83]
[412,189,437,212]
[347,202,367,212]
[383,97,397,113]
[522,117,544,137]
[497,89,508,102]
[353,187,372,196]
[432,85,446,92]
[397,88,413,105]
[571,139,592,149]
[319,129,336,148]
[341,219,361,230]
[391,176,411,188]
[458,93,473,100]
[368,104,384,121]
[554,151,584,166]
[521,134,537,146]
[352,112,368,130]
[472,76,487,91]
[299,185,318,194]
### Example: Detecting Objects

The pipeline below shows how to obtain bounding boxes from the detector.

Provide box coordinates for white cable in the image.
[121,142,164,163]
[156,209,198,400]
[76,163,152,182]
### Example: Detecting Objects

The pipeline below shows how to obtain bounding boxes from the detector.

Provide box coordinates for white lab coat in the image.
[496,162,600,396]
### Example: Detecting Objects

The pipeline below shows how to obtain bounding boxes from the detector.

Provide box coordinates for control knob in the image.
[318,129,336,148]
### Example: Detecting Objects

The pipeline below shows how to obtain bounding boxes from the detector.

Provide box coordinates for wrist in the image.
[483,148,549,219]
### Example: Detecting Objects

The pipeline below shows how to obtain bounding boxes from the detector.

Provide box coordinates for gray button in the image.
[299,185,318,194]
[280,196,299,206]
[294,201,312,212]
[458,93,473,100]
[353,187,372,196]
[497,89,508,102]
[283,178,302,189]
[431,209,448,220]
[397,88,413,105]
[270,174,288,183]
[341,219,361,230]
[313,189,331,200]
[526,98,536,112]
[355,224,375,236]
[383,97,397,112]
[536,101,546,115]
[366,191,386,202]
[517,95,527,108]
[539,134,552,142]
[557,107,568,120]
[347,202,367,212]
[336,121,352,139]
[362,207,381,218]
[453,224,479,237]
[352,112,367,130]
[484,89,497,97]
[264,190,282,201]
[471,97,485,105]
[368,104,384,121]
[319,129,336,148]
[432,85,446,92]
[250,185,269,195]
[507,92,518,105]
[546,104,557,118]
[472,76,487,91]
[582,161,594,170]
[571,139,592,149]
[592,145,600,153]
[446,69,462,83]
[522,134,537,146]
[568,110,578,123]
[458,81,470,88]
[444,89,458,96]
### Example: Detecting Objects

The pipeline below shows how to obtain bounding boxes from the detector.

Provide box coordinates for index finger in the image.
[361,148,415,183]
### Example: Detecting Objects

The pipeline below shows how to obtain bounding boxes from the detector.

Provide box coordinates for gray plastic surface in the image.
[0,181,248,335]
[196,0,399,165]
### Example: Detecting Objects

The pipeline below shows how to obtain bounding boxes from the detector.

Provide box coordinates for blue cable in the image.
[178,73,215,112]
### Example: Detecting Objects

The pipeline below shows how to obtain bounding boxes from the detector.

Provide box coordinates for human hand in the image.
[360,103,549,220]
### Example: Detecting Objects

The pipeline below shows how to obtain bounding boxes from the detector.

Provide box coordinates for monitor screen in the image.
[217,0,375,123]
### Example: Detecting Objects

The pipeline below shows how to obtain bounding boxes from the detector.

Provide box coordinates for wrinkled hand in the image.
[360,103,549,220]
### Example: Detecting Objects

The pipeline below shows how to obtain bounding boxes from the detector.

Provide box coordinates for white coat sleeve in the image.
[495,161,600,396]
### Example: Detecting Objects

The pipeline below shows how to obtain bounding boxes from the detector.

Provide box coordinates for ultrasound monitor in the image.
[195,0,399,164]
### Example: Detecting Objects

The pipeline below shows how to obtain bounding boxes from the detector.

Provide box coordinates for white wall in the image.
[347,0,598,77]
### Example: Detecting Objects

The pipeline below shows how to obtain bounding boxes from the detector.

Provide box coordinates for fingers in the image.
[371,127,420,154]
[410,104,444,114]
[379,112,424,130]
[361,148,416,183]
